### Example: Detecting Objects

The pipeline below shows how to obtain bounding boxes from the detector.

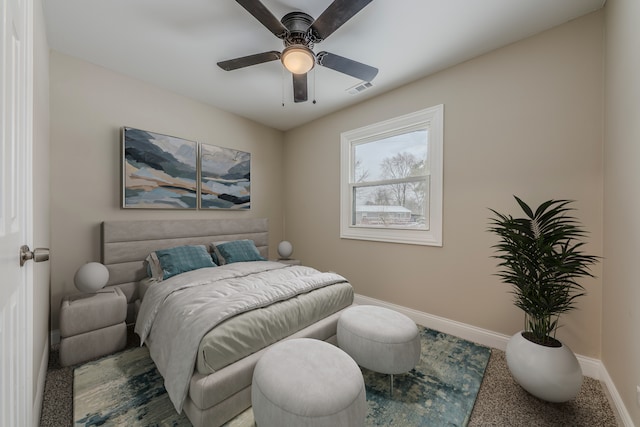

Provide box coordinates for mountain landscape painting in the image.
[122,127,197,209]
[199,143,251,209]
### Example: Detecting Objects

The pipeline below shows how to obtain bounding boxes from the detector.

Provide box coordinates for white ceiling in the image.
[42,0,605,131]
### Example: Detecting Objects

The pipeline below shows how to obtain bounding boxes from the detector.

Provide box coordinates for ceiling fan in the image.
[217,0,378,103]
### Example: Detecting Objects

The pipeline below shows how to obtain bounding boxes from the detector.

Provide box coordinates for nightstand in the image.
[276,259,301,265]
[59,287,127,366]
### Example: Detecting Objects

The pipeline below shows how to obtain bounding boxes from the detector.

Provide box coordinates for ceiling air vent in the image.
[347,81,373,95]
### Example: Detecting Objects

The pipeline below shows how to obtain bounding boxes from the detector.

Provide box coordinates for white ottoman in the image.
[337,305,421,394]
[251,338,366,427]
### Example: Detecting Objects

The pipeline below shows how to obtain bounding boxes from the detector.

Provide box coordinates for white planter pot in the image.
[505,331,582,402]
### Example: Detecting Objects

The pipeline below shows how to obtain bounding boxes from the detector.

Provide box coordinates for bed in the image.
[100,218,354,427]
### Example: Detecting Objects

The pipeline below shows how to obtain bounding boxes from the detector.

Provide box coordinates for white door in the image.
[1,0,34,425]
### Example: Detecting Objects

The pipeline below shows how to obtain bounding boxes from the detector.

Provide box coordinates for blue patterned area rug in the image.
[74,327,490,426]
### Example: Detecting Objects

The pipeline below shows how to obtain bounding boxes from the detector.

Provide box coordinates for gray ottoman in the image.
[251,338,366,427]
[337,305,421,394]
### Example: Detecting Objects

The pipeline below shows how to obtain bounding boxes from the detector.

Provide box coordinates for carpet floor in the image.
[40,327,619,426]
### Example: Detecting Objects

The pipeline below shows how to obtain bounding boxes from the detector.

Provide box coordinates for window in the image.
[340,105,443,246]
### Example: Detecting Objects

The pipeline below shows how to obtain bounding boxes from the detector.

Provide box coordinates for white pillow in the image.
[145,252,164,281]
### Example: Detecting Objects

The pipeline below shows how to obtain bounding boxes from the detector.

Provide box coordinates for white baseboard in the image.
[33,335,49,427]
[354,294,509,352]
[353,293,633,426]
[598,363,635,427]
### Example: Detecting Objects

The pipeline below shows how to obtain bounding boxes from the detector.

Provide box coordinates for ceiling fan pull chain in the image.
[281,66,285,107]
[312,68,317,104]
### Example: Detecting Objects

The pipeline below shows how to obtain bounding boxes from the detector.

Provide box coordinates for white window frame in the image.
[340,105,443,246]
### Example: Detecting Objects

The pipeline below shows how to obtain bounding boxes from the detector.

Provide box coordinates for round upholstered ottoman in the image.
[337,305,421,393]
[251,338,366,427]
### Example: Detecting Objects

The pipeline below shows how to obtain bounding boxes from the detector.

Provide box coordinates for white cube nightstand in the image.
[59,287,127,366]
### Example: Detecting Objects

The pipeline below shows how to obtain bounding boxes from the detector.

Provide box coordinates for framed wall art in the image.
[199,143,251,209]
[121,127,198,209]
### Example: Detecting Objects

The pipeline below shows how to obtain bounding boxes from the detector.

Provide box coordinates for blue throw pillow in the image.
[212,240,266,265]
[155,245,216,280]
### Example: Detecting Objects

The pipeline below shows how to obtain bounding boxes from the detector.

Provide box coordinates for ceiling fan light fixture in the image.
[281,45,315,74]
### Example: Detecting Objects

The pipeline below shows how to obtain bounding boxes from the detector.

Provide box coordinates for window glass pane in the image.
[353,130,428,183]
[340,104,443,246]
[352,181,429,229]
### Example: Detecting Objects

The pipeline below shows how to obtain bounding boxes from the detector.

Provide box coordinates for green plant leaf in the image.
[488,196,600,342]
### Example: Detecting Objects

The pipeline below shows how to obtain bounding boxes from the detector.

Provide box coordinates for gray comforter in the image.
[134,261,349,413]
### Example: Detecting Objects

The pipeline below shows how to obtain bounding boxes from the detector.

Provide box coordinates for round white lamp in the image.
[74,262,109,293]
[277,241,293,260]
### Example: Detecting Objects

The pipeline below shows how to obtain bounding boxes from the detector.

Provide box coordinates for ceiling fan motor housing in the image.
[281,12,314,48]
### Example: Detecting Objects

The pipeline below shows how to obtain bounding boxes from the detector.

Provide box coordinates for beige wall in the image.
[284,12,604,358]
[49,52,285,330]
[33,0,51,418]
[604,0,640,423]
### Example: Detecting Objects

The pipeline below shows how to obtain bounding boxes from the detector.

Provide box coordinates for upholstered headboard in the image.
[101,218,269,322]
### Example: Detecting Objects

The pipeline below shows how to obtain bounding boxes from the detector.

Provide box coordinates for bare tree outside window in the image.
[380,152,427,215]
[351,131,429,229]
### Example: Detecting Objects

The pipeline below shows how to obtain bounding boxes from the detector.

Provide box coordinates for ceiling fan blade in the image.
[217,51,281,71]
[309,0,373,41]
[235,0,288,38]
[317,51,378,82]
[292,73,308,103]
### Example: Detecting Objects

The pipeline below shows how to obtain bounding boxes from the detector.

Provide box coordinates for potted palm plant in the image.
[488,196,599,402]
